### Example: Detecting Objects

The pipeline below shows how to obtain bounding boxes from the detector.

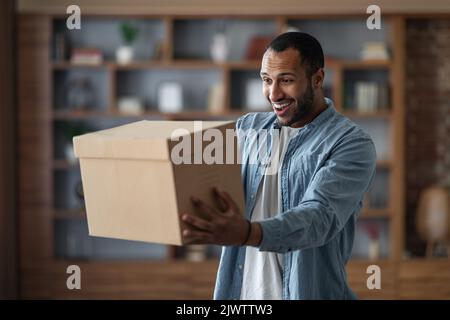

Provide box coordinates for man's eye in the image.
[262,78,271,84]
[281,79,294,83]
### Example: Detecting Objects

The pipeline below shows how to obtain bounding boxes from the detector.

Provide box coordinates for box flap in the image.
[73,120,236,160]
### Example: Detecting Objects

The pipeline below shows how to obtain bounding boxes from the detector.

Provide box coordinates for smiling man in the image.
[182,32,377,300]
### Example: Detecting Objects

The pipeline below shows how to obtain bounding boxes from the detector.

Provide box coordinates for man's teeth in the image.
[274,102,291,110]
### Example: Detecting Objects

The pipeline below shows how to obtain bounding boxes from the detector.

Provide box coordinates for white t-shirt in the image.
[240,126,299,300]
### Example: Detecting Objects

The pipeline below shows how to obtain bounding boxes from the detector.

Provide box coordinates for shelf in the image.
[360,208,391,218]
[52,110,244,120]
[115,60,220,70]
[376,160,391,169]
[52,61,115,70]
[53,60,219,70]
[53,110,115,119]
[53,110,169,119]
[341,110,391,119]
[226,60,261,70]
[52,60,263,71]
[54,208,86,219]
[164,110,242,120]
[341,60,393,70]
[53,159,79,170]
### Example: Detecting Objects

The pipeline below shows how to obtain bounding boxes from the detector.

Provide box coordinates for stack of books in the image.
[70,48,103,65]
[360,42,389,60]
[354,82,389,112]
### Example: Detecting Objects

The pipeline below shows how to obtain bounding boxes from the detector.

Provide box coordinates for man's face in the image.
[260,48,315,127]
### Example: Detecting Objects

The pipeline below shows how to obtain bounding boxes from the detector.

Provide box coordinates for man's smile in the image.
[272,100,294,116]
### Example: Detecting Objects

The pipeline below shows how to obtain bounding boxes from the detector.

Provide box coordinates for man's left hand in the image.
[182,187,250,246]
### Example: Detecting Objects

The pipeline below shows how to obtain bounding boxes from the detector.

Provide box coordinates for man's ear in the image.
[312,68,325,89]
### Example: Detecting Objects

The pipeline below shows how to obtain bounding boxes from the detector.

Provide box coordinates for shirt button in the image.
[239,264,243,270]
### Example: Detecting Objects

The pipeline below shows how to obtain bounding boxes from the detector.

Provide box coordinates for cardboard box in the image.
[73,120,244,246]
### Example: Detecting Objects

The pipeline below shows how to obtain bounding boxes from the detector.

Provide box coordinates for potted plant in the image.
[116,22,139,64]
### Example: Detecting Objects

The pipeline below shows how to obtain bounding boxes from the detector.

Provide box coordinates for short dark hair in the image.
[266,32,324,78]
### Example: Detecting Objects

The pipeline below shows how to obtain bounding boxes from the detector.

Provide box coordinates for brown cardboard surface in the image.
[73,120,244,245]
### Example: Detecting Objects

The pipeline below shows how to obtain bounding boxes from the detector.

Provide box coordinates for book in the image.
[354,81,390,112]
[70,48,103,65]
[360,42,389,60]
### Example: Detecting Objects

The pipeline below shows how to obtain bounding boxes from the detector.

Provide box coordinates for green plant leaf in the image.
[120,22,139,45]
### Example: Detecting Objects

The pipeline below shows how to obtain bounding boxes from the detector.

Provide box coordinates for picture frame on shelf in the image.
[245,78,267,111]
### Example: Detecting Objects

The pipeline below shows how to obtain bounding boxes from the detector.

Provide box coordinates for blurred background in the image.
[1,0,450,299]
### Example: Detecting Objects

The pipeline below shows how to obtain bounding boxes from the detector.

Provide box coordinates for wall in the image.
[0,0,18,299]
[405,19,450,256]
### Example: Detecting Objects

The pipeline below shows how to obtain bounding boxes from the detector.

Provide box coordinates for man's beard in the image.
[279,81,315,127]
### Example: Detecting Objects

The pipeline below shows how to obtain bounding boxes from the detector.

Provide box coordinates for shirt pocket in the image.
[287,153,323,205]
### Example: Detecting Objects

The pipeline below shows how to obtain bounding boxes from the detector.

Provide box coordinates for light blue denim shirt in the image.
[213,98,377,300]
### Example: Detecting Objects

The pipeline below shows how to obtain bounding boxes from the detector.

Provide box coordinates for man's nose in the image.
[269,84,284,102]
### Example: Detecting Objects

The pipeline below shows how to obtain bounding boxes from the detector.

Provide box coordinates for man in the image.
[181,32,376,299]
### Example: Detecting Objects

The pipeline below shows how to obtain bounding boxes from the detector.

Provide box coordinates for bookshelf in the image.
[18,13,405,299]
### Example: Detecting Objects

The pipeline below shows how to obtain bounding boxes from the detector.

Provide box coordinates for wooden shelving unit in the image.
[18,13,406,299]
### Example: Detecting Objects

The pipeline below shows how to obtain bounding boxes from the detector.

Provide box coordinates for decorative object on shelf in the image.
[62,122,91,164]
[245,35,273,60]
[154,41,164,60]
[185,245,208,262]
[207,83,224,114]
[116,21,139,64]
[210,33,228,62]
[363,221,381,261]
[245,78,267,110]
[210,20,228,62]
[117,96,144,115]
[363,192,371,209]
[70,48,103,65]
[281,24,301,33]
[75,180,85,208]
[65,77,95,112]
[360,42,389,60]
[157,81,183,113]
[416,185,450,258]
[64,144,77,164]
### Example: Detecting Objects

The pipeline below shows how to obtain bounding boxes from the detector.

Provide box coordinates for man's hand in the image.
[182,187,257,246]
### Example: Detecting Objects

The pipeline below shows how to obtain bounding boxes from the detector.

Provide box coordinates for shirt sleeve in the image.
[258,133,377,253]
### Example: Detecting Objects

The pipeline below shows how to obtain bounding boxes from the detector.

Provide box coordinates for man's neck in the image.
[290,96,328,128]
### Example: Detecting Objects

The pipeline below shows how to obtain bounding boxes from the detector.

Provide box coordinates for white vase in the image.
[368,239,380,261]
[65,144,78,164]
[210,33,228,62]
[116,45,134,64]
